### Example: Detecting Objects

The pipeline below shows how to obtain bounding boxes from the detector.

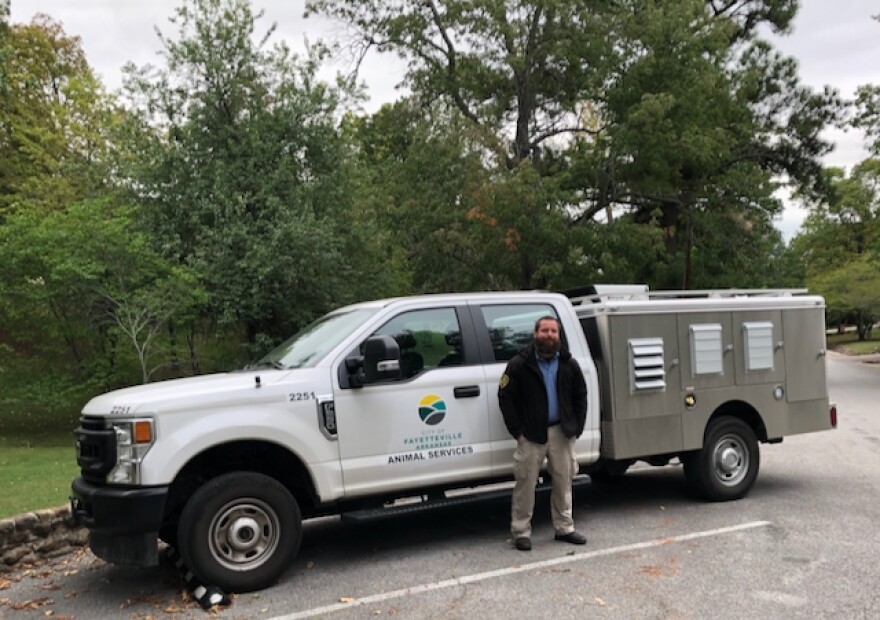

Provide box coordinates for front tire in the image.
[177,472,302,592]
[683,417,760,501]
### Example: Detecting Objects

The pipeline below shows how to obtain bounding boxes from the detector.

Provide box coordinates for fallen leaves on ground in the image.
[637,556,680,577]
[0,596,55,610]
[119,594,163,610]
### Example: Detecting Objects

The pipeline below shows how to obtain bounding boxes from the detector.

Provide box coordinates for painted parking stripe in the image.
[269,520,771,620]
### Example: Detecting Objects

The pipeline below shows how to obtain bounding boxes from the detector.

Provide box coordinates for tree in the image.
[569,1,841,288]
[120,0,402,346]
[793,160,880,339]
[346,97,666,292]
[0,199,206,396]
[853,14,880,156]
[309,0,843,289]
[796,162,880,267]
[0,15,116,217]
[0,16,150,408]
[855,84,880,157]
[810,256,880,341]
[98,262,206,384]
[310,0,624,288]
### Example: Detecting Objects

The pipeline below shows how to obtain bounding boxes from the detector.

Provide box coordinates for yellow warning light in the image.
[134,420,153,444]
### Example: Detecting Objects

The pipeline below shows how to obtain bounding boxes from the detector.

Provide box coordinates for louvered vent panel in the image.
[629,337,666,392]
[690,323,723,375]
[744,321,774,371]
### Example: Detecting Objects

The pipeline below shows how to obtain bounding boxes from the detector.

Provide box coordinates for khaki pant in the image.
[511,425,578,539]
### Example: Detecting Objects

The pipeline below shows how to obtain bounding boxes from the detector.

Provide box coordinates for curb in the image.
[0,505,88,573]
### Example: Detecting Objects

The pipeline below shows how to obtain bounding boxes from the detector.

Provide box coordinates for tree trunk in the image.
[187,322,202,375]
[857,311,869,342]
[659,202,680,257]
[168,319,181,377]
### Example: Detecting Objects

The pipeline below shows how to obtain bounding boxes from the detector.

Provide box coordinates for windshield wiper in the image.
[245,360,286,370]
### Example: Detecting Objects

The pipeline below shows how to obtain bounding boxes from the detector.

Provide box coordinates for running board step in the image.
[341,477,591,523]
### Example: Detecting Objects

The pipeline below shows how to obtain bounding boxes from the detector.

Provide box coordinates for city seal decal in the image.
[418,394,446,426]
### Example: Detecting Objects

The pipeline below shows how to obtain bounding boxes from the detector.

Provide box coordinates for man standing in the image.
[498,315,588,551]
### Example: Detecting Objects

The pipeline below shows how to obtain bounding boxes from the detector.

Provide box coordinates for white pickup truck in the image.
[70,285,836,592]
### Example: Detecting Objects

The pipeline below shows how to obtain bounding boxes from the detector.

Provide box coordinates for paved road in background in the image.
[2,352,878,619]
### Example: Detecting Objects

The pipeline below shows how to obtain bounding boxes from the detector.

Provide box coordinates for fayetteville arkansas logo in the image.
[418,394,446,426]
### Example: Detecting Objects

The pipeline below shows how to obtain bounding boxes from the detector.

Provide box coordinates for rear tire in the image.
[683,417,759,501]
[177,472,302,592]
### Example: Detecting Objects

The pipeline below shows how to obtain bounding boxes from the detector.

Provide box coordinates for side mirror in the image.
[363,335,401,383]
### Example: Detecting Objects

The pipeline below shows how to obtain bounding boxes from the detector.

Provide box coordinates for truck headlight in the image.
[108,419,154,485]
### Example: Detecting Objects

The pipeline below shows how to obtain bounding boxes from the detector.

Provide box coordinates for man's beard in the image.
[535,338,560,357]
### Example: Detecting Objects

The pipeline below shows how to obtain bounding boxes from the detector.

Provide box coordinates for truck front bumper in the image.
[70,476,169,566]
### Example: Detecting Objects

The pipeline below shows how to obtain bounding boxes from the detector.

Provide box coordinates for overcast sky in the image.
[8,0,880,239]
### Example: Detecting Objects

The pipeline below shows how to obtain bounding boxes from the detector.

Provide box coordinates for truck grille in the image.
[74,416,117,484]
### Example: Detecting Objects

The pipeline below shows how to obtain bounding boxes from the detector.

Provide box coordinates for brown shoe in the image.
[554,531,587,545]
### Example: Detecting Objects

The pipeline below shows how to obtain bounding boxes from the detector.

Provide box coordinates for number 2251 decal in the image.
[288,392,316,402]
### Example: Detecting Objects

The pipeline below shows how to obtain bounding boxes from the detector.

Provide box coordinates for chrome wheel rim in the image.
[712,433,749,487]
[208,498,280,572]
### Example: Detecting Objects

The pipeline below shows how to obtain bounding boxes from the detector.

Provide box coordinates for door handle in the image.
[454,385,480,398]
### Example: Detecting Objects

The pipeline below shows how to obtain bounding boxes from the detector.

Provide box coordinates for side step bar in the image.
[342,476,591,523]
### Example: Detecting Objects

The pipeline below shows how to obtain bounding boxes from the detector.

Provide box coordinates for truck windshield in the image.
[253,308,378,369]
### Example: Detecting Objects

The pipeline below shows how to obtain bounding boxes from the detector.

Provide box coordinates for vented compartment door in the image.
[783,307,828,403]
[607,313,682,459]
[629,338,666,392]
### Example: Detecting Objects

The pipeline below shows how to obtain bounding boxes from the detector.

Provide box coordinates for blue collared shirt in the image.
[536,352,560,425]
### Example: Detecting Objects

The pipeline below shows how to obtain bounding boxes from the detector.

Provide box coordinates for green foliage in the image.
[809,256,880,341]
[348,99,619,290]
[796,163,880,266]
[0,199,207,388]
[855,83,880,156]
[308,0,617,165]
[600,1,841,287]
[120,0,404,346]
[0,15,117,216]
[312,0,843,290]
[794,159,880,339]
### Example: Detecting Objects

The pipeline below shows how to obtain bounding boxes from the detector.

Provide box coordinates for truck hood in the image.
[82,369,307,416]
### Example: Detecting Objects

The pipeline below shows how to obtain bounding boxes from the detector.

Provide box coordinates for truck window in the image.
[371,307,464,379]
[477,304,560,362]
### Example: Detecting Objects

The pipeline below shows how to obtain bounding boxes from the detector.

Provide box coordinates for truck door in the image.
[782,307,825,402]
[332,305,492,498]
[466,302,576,476]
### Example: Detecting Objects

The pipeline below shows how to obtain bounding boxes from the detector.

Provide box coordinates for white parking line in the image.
[269,520,771,620]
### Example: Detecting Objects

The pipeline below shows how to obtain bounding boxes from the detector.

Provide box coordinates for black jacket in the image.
[498,343,588,444]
